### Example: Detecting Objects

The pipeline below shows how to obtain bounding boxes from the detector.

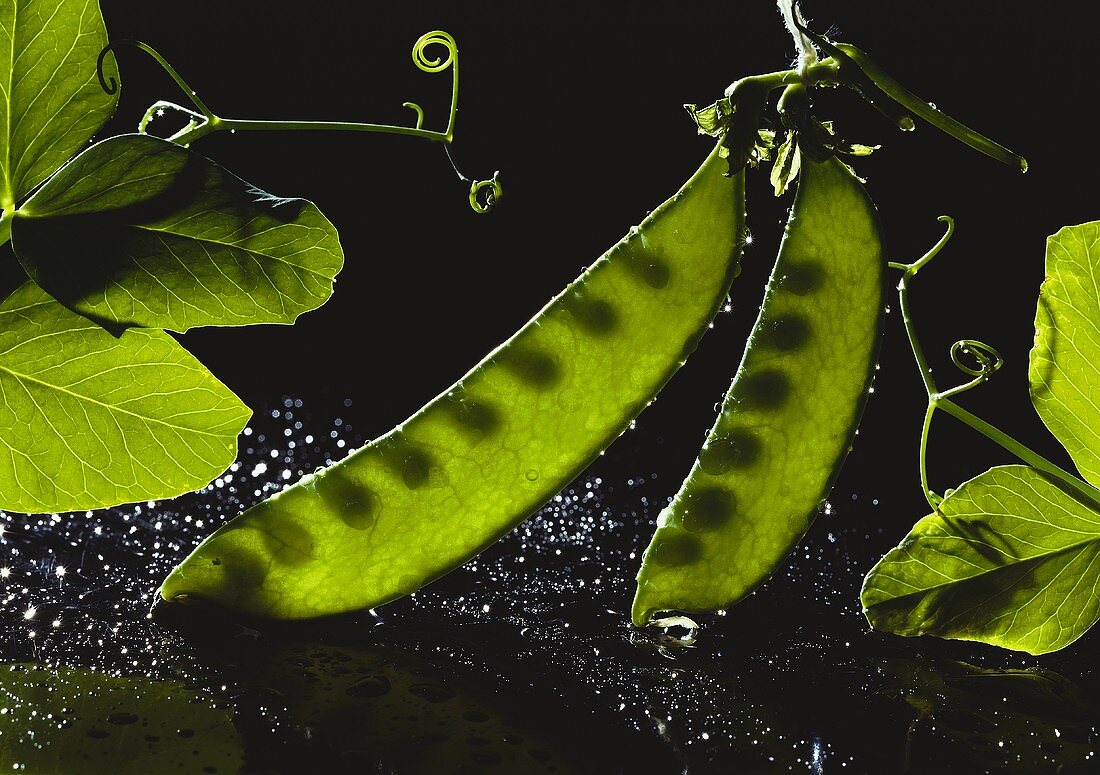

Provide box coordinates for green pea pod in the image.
[161,143,747,619]
[632,156,884,626]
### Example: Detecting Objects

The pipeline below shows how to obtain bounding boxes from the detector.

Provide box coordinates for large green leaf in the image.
[0,663,243,773]
[12,134,343,331]
[0,280,250,513]
[1030,221,1100,487]
[861,465,1100,655]
[0,0,118,211]
[0,250,21,302]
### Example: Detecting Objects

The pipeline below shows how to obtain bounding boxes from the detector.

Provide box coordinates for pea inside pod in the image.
[632,155,885,626]
[161,143,747,619]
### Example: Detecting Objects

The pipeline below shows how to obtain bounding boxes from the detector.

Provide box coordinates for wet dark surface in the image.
[4,0,1099,770]
[1,397,1098,774]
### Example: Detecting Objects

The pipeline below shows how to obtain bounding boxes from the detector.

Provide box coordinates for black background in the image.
[99,0,1086,533]
[0,5,1092,770]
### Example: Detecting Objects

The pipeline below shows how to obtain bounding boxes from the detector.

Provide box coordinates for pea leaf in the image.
[0,280,250,513]
[769,130,800,195]
[0,251,20,303]
[861,466,1100,655]
[685,98,732,136]
[1030,221,1100,487]
[0,663,244,772]
[11,134,343,332]
[0,0,118,211]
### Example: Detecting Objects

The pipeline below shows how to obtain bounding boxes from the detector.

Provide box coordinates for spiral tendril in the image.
[138,101,204,135]
[936,338,1004,403]
[96,39,214,120]
[469,172,503,214]
[98,30,497,214]
[950,339,1004,379]
[411,30,457,73]
[96,42,122,94]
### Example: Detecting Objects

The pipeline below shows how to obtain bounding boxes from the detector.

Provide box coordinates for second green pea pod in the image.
[632,154,885,625]
[161,142,747,619]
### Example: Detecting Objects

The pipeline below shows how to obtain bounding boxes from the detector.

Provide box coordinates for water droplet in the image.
[408,683,456,703]
[699,429,762,474]
[346,674,391,698]
[525,469,539,481]
[316,474,380,531]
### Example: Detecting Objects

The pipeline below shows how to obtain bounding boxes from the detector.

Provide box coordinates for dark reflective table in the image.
[0,398,1097,773]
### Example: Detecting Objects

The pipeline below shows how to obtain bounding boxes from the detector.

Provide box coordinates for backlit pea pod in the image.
[632,155,884,626]
[160,144,747,619]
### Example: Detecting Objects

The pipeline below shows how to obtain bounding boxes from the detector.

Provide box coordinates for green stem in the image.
[170,117,450,147]
[891,216,955,397]
[106,35,459,151]
[897,271,937,396]
[936,399,1100,511]
[725,59,840,97]
[834,42,1027,172]
[895,217,1100,513]
[98,39,215,118]
[918,401,939,510]
[790,17,1027,171]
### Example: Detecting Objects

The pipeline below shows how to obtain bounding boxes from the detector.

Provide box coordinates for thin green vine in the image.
[892,217,1100,513]
[97,31,502,213]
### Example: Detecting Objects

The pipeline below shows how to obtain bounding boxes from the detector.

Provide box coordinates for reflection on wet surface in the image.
[0,397,1097,773]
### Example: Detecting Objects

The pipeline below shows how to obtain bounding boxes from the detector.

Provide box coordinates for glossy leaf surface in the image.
[0,663,243,773]
[633,156,884,625]
[862,466,1100,655]
[162,143,746,618]
[1030,221,1100,487]
[12,134,342,331]
[0,280,249,513]
[880,657,1098,772]
[237,641,577,773]
[0,0,118,211]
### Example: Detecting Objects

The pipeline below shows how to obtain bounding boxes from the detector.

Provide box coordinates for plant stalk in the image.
[894,219,1100,513]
